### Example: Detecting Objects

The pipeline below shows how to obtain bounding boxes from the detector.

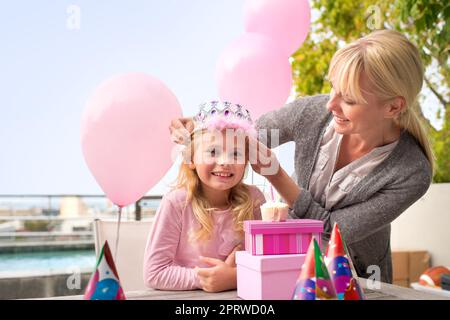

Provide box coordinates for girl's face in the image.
[326,72,388,135]
[189,129,247,191]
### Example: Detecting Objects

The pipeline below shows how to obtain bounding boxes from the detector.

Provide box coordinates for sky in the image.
[0,1,441,197]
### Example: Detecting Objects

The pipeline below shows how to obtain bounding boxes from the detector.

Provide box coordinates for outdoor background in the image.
[0,0,448,199]
[0,0,448,299]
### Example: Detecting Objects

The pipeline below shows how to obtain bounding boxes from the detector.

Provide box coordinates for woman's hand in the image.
[169,117,194,145]
[195,245,240,293]
[248,136,301,208]
[248,136,281,178]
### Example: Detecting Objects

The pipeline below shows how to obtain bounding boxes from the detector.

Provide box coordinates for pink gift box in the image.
[244,219,323,255]
[236,250,305,300]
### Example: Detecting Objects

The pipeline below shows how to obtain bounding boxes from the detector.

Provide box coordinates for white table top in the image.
[43,278,450,300]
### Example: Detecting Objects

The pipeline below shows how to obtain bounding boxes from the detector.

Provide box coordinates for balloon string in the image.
[114,206,122,263]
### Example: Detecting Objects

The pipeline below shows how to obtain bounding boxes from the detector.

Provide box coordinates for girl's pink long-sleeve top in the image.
[143,185,266,290]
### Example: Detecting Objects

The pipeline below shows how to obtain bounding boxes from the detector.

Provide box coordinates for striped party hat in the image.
[292,237,337,300]
[84,240,126,300]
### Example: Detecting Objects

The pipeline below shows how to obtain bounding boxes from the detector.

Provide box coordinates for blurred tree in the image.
[24,220,53,232]
[291,0,449,181]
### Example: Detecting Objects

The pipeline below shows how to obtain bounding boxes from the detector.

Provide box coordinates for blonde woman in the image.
[170,30,433,284]
[144,101,266,292]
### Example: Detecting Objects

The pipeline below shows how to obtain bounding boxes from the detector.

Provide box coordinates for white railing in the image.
[0,231,94,237]
[0,194,162,250]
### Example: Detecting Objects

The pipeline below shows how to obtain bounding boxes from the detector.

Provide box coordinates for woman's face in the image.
[190,129,247,191]
[326,72,387,135]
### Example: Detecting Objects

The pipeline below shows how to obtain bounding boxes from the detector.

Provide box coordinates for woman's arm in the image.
[169,117,194,145]
[255,101,299,148]
[143,197,200,290]
[255,96,323,148]
[266,167,301,208]
[251,135,431,247]
[249,136,300,207]
[291,172,431,246]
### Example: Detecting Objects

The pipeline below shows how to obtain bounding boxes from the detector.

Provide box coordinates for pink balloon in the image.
[244,0,311,55]
[81,73,182,207]
[215,33,292,119]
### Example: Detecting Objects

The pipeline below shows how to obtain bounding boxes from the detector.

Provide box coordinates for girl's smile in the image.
[211,171,234,178]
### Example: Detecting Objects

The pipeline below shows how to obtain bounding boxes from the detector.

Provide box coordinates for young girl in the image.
[143,101,266,292]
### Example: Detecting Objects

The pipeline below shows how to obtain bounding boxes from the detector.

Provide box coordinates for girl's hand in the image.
[248,136,280,178]
[195,245,241,293]
[169,117,194,145]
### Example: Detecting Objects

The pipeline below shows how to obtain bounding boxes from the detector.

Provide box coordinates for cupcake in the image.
[260,201,289,222]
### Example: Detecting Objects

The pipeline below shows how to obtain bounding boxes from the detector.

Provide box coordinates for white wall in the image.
[391,183,450,266]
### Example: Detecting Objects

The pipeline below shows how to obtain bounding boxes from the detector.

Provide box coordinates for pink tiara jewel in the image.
[193,101,257,137]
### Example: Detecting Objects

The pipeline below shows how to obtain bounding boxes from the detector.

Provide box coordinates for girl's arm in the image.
[196,245,240,293]
[143,197,200,290]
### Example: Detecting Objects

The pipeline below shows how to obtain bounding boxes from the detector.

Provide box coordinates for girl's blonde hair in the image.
[328,29,434,172]
[172,129,256,242]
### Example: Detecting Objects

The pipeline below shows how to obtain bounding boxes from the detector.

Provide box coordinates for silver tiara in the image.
[193,101,254,124]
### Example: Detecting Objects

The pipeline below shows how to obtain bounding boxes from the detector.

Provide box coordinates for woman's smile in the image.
[333,113,350,124]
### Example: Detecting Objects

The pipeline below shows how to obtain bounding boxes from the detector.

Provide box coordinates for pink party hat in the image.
[325,223,364,300]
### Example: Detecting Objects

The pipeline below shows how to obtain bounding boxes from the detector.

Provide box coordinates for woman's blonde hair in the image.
[172,129,256,242]
[328,29,434,172]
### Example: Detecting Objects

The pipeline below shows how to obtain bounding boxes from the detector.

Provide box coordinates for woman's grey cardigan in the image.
[255,94,432,283]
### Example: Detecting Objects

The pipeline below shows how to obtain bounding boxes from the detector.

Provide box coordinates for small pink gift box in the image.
[236,250,305,300]
[244,219,323,255]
